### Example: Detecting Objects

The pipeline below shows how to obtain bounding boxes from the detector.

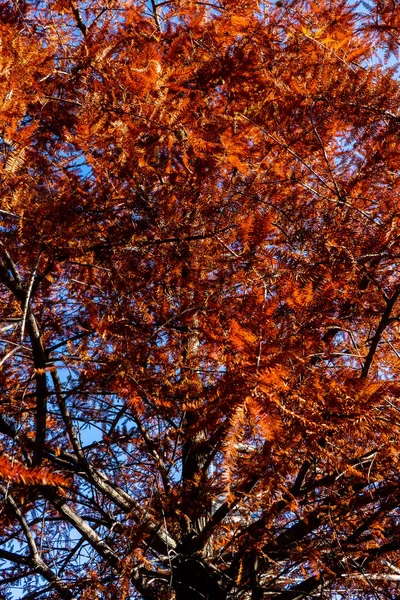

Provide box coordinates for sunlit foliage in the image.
[0,1,399,598]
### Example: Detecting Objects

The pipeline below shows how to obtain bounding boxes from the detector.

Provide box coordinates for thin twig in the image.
[0,209,19,218]
[150,0,162,31]
[309,98,344,202]
[0,344,23,367]
[44,96,83,106]
[238,112,336,194]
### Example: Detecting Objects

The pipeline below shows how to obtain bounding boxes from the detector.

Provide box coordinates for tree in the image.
[0,0,399,598]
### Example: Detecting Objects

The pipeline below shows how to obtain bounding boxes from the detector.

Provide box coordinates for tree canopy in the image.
[0,0,400,598]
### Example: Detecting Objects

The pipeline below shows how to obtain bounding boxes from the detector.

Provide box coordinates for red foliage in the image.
[0,1,399,598]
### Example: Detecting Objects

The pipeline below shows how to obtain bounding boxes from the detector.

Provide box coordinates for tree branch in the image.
[0,484,76,599]
[361,286,400,378]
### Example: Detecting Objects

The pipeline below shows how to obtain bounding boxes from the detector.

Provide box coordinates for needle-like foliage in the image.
[0,1,400,598]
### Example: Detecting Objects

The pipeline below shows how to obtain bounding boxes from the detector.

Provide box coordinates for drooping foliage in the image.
[0,0,400,598]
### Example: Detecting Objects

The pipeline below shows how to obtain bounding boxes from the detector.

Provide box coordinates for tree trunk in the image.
[174,555,226,600]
